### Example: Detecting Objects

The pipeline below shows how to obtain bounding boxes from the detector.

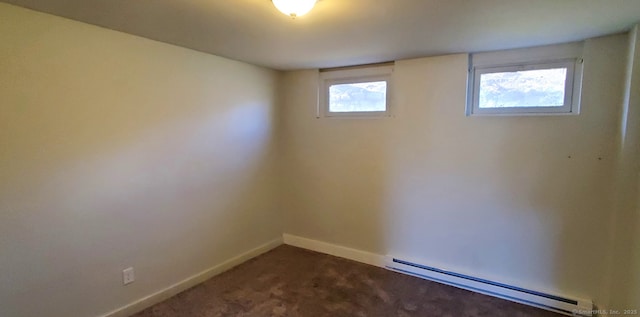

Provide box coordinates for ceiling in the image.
[3,0,640,70]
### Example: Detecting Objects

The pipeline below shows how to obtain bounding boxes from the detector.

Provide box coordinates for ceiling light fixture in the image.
[272,0,317,18]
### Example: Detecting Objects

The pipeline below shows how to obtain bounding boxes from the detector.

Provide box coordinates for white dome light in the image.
[272,0,317,18]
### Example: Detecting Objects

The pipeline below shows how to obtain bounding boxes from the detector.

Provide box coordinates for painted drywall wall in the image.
[607,24,640,311]
[281,34,628,303]
[0,4,281,317]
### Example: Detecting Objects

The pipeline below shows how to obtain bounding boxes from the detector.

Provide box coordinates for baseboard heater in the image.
[385,256,593,316]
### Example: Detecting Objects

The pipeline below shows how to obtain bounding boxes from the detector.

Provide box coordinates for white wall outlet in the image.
[122,267,135,285]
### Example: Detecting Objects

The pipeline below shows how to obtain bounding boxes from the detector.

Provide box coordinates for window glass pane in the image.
[479,68,567,108]
[329,81,387,112]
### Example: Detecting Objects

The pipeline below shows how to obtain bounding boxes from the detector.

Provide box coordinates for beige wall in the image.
[2,2,638,316]
[0,4,281,317]
[281,35,628,303]
[607,25,640,310]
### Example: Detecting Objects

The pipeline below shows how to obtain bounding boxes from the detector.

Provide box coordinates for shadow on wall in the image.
[279,70,391,254]
[280,34,629,312]
[0,99,278,316]
[380,38,624,305]
[606,25,640,311]
[496,119,615,300]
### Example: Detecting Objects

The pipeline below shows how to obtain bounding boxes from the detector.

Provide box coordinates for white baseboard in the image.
[282,233,386,267]
[282,233,593,317]
[97,237,283,317]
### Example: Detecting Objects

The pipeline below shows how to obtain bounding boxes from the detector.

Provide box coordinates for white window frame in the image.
[467,42,584,116]
[318,64,393,118]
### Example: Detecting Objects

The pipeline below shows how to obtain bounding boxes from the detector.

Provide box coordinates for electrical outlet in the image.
[122,267,135,285]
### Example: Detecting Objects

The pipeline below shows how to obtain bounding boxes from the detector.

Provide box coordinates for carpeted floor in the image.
[131,245,562,317]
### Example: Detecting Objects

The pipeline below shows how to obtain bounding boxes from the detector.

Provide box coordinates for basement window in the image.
[467,43,584,116]
[319,64,393,117]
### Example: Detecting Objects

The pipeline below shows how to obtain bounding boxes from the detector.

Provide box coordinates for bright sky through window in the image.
[329,81,387,112]
[479,68,567,108]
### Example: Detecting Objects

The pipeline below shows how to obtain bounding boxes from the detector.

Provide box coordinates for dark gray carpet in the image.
[131,245,562,317]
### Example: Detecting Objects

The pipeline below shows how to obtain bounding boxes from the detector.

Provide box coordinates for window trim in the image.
[466,43,584,116]
[318,65,393,118]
